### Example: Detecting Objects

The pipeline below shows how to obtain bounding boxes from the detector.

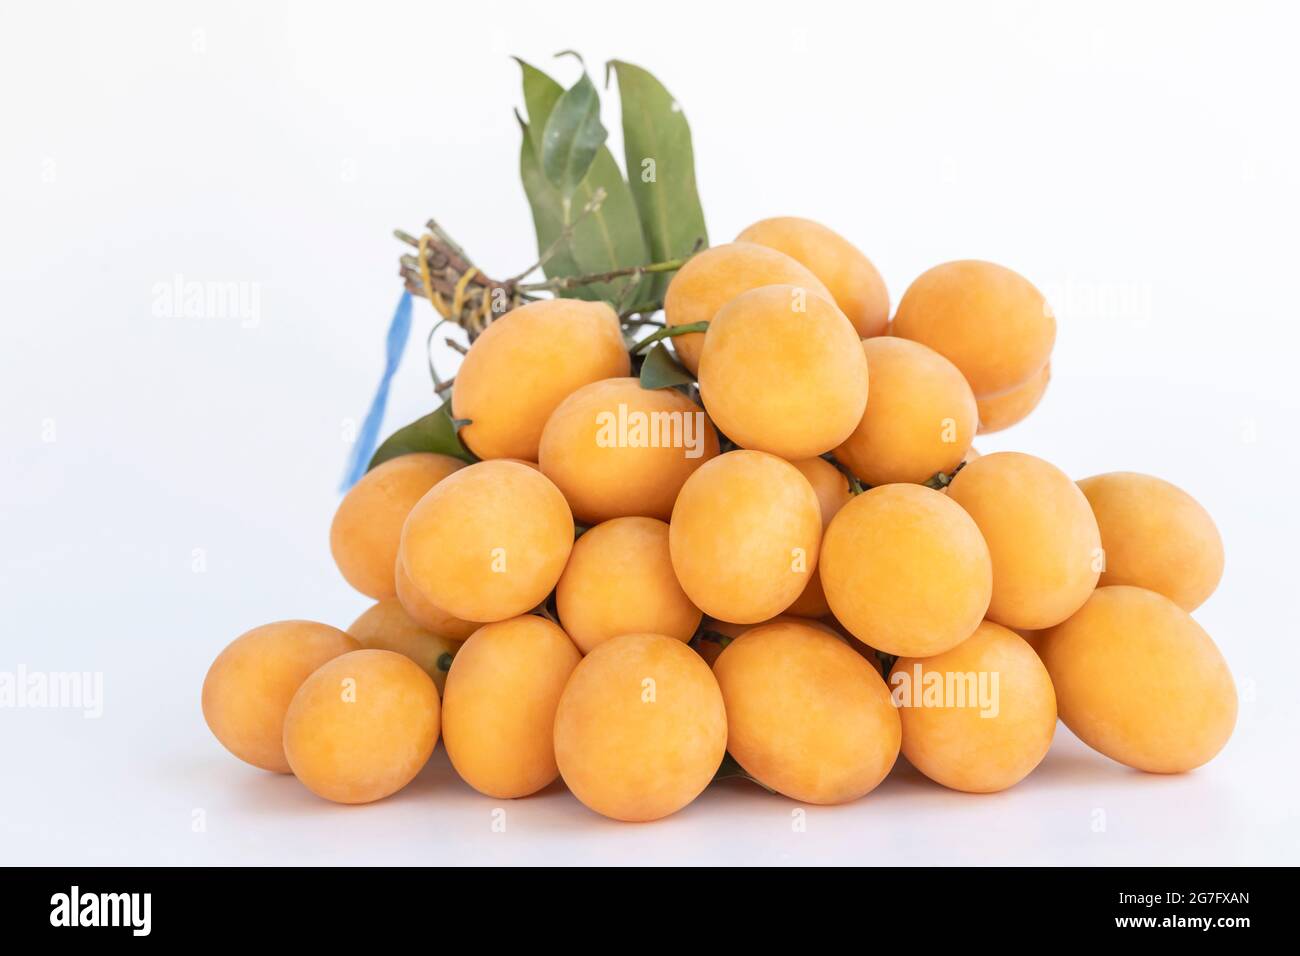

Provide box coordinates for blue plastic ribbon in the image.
[338,291,413,491]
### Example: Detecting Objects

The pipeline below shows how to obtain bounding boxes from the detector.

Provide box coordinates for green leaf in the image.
[516,60,648,303]
[541,72,606,200]
[608,60,709,300]
[514,58,564,158]
[639,342,695,390]
[367,398,476,471]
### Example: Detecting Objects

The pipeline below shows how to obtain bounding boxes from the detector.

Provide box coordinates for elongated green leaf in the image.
[541,72,606,200]
[367,398,476,471]
[516,60,648,303]
[608,60,709,300]
[639,342,695,390]
[515,58,564,157]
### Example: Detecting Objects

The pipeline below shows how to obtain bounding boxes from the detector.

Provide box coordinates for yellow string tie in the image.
[417,234,452,319]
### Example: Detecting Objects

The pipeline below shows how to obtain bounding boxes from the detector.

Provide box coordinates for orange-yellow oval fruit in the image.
[785,457,853,617]
[693,614,840,667]
[977,362,1050,434]
[1040,586,1236,773]
[892,260,1055,398]
[736,216,889,338]
[820,484,991,657]
[714,621,900,803]
[698,285,868,459]
[835,337,977,486]
[556,516,702,654]
[1078,471,1224,611]
[663,241,831,374]
[329,453,465,598]
[451,298,630,460]
[282,649,440,804]
[202,620,359,773]
[669,450,822,624]
[400,460,574,622]
[538,377,719,524]
[442,615,581,798]
[947,452,1101,629]
[347,598,462,696]
[553,632,727,821]
[891,621,1056,793]
[394,557,481,642]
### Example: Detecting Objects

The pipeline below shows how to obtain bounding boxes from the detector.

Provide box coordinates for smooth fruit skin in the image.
[1040,586,1237,773]
[329,453,465,598]
[663,241,831,374]
[698,285,868,459]
[669,450,822,624]
[556,517,702,654]
[1078,471,1223,611]
[785,458,853,617]
[538,377,719,524]
[451,298,630,461]
[714,621,900,804]
[835,337,977,486]
[736,216,890,338]
[442,616,581,799]
[283,649,440,804]
[347,598,462,696]
[892,621,1056,793]
[202,621,359,773]
[400,460,574,623]
[694,614,840,666]
[892,260,1055,398]
[947,452,1101,630]
[821,484,991,657]
[553,633,727,822]
[394,557,481,642]
[977,362,1050,434]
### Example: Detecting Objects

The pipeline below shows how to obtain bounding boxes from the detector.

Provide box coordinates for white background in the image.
[2,0,1297,865]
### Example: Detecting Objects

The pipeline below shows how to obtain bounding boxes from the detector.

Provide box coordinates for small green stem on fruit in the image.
[922,461,967,491]
[436,653,454,673]
[630,321,709,354]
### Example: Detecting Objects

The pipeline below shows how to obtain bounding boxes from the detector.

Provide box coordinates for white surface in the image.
[2,0,1297,865]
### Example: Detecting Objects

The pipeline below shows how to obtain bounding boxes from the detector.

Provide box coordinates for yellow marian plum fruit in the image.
[785,457,853,617]
[736,216,890,339]
[947,452,1101,630]
[662,241,831,374]
[553,632,727,822]
[1078,472,1224,611]
[820,484,991,657]
[202,620,359,773]
[442,615,581,799]
[891,621,1056,793]
[977,362,1050,434]
[892,260,1055,398]
[1040,586,1237,773]
[834,337,977,486]
[693,614,840,666]
[283,649,440,804]
[400,460,574,623]
[451,298,630,461]
[347,598,463,696]
[714,621,900,804]
[330,453,466,598]
[538,377,719,524]
[698,285,868,459]
[669,450,822,624]
[556,517,702,654]
[394,557,481,642]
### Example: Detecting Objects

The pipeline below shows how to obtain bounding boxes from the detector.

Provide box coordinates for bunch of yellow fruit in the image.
[202,216,1235,822]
